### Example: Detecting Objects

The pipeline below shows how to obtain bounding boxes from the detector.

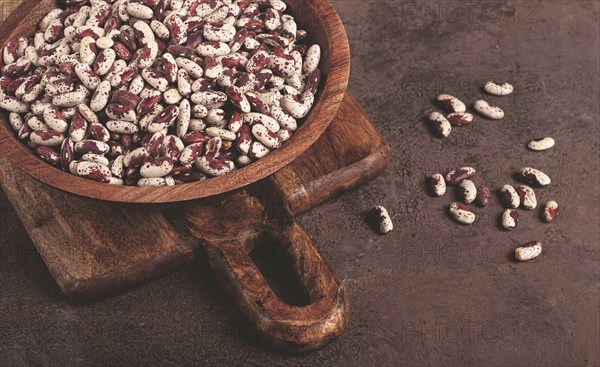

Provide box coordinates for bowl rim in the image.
[0,0,350,203]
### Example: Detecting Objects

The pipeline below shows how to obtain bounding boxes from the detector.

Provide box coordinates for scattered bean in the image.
[515,241,542,261]
[527,137,555,151]
[437,94,466,113]
[475,186,491,207]
[429,112,451,138]
[484,81,514,96]
[458,179,477,204]
[517,167,551,186]
[372,206,393,234]
[474,100,504,119]
[500,184,520,209]
[428,173,446,197]
[445,167,476,185]
[501,209,518,230]
[543,200,559,223]
[446,112,473,126]
[449,202,476,224]
[516,185,537,210]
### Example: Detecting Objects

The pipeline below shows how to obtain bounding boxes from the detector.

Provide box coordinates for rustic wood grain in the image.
[277,93,390,213]
[0,0,351,203]
[164,183,349,352]
[0,160,200,297]
[0,0,389,351]
[0,0,21,24]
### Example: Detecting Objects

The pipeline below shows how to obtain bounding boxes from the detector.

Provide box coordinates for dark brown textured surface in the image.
[1,0,599,366]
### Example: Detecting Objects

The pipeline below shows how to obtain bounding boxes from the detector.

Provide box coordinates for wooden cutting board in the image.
[0,92,390,300]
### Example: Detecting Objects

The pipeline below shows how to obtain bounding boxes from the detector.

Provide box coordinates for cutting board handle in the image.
[167,183,349,352]
[205,219,349,352]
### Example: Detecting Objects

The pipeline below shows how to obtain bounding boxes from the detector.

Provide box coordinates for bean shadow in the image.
[363,208,383,234]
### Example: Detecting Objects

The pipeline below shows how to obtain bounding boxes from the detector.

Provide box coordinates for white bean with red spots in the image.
[516,185,537,210]
[206,127,236,141]
[429,173,446,197]
[449,202,476,224]
[459,179,477,204]
[0,96,30,113]
[138,177,176,187]
[126,3,153,19]
[517,167,551,186]
[474,100,504,119]
[502,209,519,230]
[81,153,110,166]
[140,158,174,178]
[429,112,451,138]
[252,124,282,149]
[372,206,393,234]
[106,120,139,134]
[30,131,64,147]
[528,137,555,151]
[437,94,466,113]
[90,80,111,112]
[515,241,542,261]
[543,201,559,222]
[248,141,270,159]
[43,107,68,133]
[75,161,112,183]
[303,45,320,74]
[500,184,520,209]
[484,81,514,96]
[79,36,96,66]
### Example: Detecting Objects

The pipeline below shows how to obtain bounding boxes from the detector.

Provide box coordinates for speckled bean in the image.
[437,94,466,113]
[516,185,537,210]
[445,167,476,185]
[484,81,513,96]
[449,202,475,224]
[500,184,520,209]
[517,167,551,186]
[459,179,477,204]
[474,100,504,119]
[429,112,451,138]
[543,201,559,223]
[527,137,555,151]
[429,173,446,197]
[502,209,519,230]
[515,241,542,261]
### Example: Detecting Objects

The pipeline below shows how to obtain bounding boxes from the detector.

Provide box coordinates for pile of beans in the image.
[0,0,322,186]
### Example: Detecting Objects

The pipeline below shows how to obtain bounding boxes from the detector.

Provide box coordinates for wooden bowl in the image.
[0,0,350,203]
